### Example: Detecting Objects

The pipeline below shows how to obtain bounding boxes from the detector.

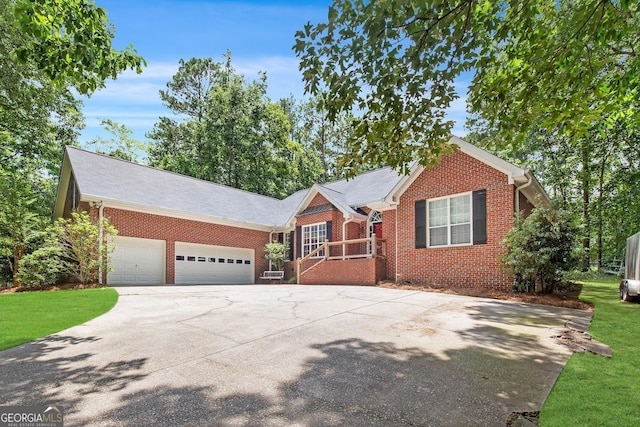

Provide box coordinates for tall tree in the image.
[0,0,144,284]
[280,95,357,182]
[468,117,640,268]
[149,54,321,199]
[295,1,639,175]
[88,119,150,163]
[13,0,145,94]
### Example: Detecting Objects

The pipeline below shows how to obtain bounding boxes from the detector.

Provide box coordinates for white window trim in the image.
[282,231,292,261]
[427,191,473,248]
[302,222,327,258]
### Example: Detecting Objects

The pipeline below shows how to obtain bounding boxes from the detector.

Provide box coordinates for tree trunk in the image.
[12,244,25,287]
[597,157,607,268]
[581,142,591,271]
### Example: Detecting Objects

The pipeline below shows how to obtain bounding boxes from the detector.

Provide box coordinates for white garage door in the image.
[174,242,254,285]
[108,236,165,285]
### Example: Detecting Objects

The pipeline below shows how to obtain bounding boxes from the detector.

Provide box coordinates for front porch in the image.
[296,236,387,285]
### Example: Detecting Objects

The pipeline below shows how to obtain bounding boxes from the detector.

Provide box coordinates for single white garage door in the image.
[108,236,165,285]
[174,242,254,285]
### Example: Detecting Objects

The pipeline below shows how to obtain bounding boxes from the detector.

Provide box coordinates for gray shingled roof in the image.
[67,147,283,227]
[65,147,405,228]
[321,167,404,207]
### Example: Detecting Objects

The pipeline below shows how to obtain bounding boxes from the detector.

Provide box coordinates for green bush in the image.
[56,211,118,284]
[264,241,287,271]
[502,206,579,293]
[16,245,65,287]
[15,211,118,286]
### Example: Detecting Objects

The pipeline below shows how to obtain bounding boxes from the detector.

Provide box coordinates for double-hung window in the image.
[428,193,471,247]
[303,222,327,257]
[283,232,291,261]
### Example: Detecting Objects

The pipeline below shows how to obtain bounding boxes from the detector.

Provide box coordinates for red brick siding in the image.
[395,150,515,290]
[518,191,535,217]
[383,209,397,281]
[301,257,385,285]
[104,207,270,284]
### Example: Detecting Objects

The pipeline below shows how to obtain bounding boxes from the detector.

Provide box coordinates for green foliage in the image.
[55,211,118,285]
[0,1,82,171]
[279,94,375,182]
[541,277,640,426]
[88,119,150,163]
[148,53,321,199]
[264,242,287,271]
[502,206,579,293]
[470,117,640,268]
[0,288,118,350]
[0,167,52,286]
[16,245,64,287]
[13,0,145,94]
[295,1,639,176]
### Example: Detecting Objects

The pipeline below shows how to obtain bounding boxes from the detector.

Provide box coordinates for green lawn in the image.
[0,287,118,351]
[540,276,639,426]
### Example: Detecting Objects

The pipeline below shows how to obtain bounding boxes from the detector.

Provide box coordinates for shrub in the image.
[16,211,118,286]
[56,211,117,284]
[16,245,65,287]
[264,241,287,271]
[502,206,579,293]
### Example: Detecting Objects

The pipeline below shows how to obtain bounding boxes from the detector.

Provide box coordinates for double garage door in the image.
[174,242,254,285]
[108,237,254,285]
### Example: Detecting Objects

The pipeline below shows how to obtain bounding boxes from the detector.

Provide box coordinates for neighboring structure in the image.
[53,136,549,290]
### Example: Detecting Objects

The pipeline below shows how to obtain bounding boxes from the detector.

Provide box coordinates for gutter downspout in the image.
[342,216,354,260]
[395,204,398,282]
[514,172,533,215]
[98,202,105,284]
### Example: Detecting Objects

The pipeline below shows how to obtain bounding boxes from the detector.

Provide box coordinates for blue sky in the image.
[81,0,468,144]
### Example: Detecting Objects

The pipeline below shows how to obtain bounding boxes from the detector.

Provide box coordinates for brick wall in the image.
[300,257,385,285]
[395,150,515,290]
[104,207,270,284]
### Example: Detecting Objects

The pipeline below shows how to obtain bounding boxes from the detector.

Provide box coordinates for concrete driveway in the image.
[0,285,590,426]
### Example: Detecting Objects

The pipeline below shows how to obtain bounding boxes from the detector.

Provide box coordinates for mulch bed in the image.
[0,283,105,294]
[377,281,593,311]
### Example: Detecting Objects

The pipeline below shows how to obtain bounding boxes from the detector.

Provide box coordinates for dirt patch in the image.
[551,318,611,357]
[377,281,593,311]
[506,411,539,426]
[0,283,105,294]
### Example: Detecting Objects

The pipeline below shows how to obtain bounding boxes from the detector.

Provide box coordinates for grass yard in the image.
[0,287,118,351]
[540,276,639,426]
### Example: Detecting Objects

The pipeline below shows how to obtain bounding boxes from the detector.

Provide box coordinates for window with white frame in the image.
[283,232,291,261]
[428,193,471,247]
[303,222,327,257]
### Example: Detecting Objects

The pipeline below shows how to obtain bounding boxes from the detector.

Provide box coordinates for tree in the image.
[264,242,287,271]
[0,1,83,171]
[294,1,639,176]
[88,119,150,163]
[16,211,118,286]
[502,206,579,294]
[149,54,321,199]
[468,115,640,270]
[0,0,143,284]
[55,211,117,285]
[0,165,53,287]
[13,0,145,94]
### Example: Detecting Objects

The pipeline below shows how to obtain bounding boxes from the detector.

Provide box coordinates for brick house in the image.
[53,136,549,290]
